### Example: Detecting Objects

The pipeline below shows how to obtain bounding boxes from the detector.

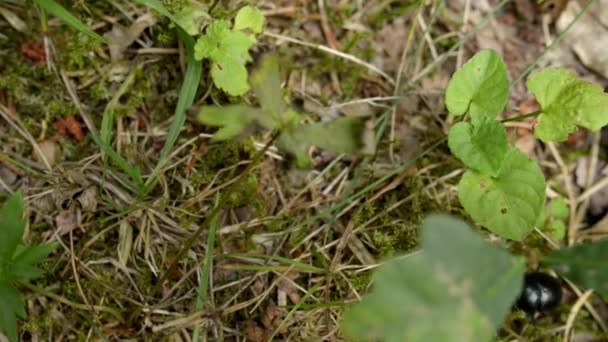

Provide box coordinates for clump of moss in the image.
[161,0,187,13]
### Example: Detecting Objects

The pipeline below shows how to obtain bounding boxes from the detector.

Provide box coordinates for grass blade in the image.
[31,0,107,43]
[192,208,218,341]
[100,71,136,159]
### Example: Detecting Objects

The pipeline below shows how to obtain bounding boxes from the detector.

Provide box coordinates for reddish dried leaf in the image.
[20,40,46,64]
[55,116,85,141]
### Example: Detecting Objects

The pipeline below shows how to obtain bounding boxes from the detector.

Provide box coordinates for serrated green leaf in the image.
[458,148,545,240]
[0,193,25,270]
[543,239,608,297]
[527,68,608,142]
[234,6,265,33]
[445,49,509,123]
[173,5,210,36]
[198,105,273,140]
[194,20,255,95]
[250,54,286,123]
[7,263,44,284]
[12,243,57,268]
[342,215,525,342]
[278,116,368,168]
[448,119,509,176]
[0,282,24,342]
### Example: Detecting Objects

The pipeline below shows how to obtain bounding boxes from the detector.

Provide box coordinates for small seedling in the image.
[446,49,608,241]
[0,192,57,342]
[197,54,373,167]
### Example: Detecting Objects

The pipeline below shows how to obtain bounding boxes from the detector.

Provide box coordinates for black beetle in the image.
[516,272,562,313]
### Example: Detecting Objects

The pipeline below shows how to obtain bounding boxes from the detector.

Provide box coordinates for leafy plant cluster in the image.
[0,193,57,342]
[342,50,608,341]
[446,49,608,241]
[197,54,373,167]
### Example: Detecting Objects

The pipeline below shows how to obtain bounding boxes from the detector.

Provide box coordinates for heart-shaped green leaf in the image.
[542,239,608,297]
[448,119,509,177]
[458,148,545,240]
[445,49,509,123]
[527,68,608,142]
[342,215,525,342]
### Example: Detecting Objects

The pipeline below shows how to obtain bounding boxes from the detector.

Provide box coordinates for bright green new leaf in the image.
[549,197,569,220]
[543,239,608,297]
[458,148,545,240]
[445,49,509,123]
[545,220,566,242]
[173,5,210,36]
[448,119,509,176]
[194,20,255,95]
[342,215,525,342]
[0,282,24,342]
[234,6,265,33]
[527,68,608,142]
[0,193,25,269]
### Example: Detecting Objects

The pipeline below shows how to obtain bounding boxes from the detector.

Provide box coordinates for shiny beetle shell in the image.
[516,272,562,313]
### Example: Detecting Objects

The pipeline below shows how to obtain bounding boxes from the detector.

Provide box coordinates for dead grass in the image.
[0,0,607,341]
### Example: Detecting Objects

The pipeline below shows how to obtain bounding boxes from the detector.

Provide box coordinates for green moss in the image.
[161,0,187,13]
[350,272,371,293]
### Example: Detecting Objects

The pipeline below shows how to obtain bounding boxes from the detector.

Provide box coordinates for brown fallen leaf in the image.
[104,13,157,61]
[54,207,79,235]
[244,321,267,342]
[33,139,59,167]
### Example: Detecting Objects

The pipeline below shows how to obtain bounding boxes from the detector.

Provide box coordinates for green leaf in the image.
[250,54,286,122]
[12,243,57,268]
[194,20,255,95]
[458,148,546,240]
[545,220,566,242]
[527,68,608,142]
[543,239,608,297]
[342,215,525,342]
[7,263,44,284]
[445,49,509,123]
[32,0,107,44]
[198,105,273,140]
[234,6,265,33]
[0,282,24,342]
[173,5,210,36]
[549,197,569,220]
[278,117,368,167]
[448,119,509,176]
[0,193,25,269]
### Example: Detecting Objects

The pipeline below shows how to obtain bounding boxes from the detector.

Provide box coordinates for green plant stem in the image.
[154,130,281,292]
[500,110,542,123]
